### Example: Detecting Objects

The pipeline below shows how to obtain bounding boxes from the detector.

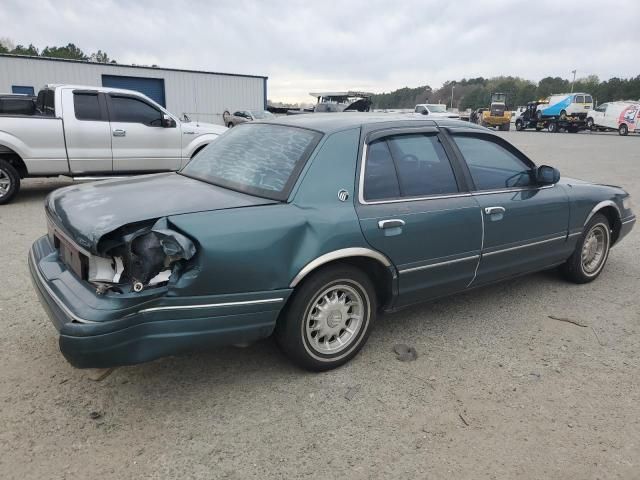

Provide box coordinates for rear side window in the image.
[363,133,459,201]
[387,134,458,197]
[73,93,102,121]
[585,95,593,103]
[109,95,162,126]
[363,140,400,201]
[453,135,533,190]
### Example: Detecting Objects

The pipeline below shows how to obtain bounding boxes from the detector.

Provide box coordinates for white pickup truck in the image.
[0,84,226,204]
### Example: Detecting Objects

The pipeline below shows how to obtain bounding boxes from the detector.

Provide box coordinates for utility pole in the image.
[570,70,577,93]
[451,85,455,110]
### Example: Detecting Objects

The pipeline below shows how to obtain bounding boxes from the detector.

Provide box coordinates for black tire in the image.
[0,159,20,205]
[275,264,377,371]
[227,122,234,128]
[561,213,611,284]
[548,122,558,133]
[586,118,595,130]
[501,122,511,131]
[559,110,567,120]
[619,124,628,136]
[515,120,523,131]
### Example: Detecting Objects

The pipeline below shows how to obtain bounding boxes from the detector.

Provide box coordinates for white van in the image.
[536,93,593,119]
[587,101,640,135]
[414,104,459,119]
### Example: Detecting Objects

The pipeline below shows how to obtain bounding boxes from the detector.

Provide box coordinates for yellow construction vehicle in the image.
[479,92,511,131]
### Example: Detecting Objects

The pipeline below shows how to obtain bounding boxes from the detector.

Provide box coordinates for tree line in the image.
[0,38,115,63]
[372,75,640,110]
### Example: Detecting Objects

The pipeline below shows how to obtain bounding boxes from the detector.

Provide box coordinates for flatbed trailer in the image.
[515,115,586,133]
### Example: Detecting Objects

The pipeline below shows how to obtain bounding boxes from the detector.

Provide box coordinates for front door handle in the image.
[378,219,405,229]
[484,206,505,215]
[112,129,126,137]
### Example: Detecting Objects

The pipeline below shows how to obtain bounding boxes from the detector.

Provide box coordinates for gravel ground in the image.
[1,130,638,479]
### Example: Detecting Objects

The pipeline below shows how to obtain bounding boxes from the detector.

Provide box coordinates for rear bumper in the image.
[29,235,291,368]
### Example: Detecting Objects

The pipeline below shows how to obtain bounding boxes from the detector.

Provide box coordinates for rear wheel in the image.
[561,213,611,283]
[275,265,377,371]
[0,159,20,205]
[548,122,558,133]
[619,123,629,136]
[559,110,567,120]
[501,122,511,131]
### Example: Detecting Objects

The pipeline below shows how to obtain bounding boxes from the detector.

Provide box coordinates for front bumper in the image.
[29,235,291,368]
[617,215,636,244]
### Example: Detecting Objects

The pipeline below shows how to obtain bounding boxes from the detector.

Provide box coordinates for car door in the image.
[355,126,483,307]
[107,93,181,172]
[61,89,112,172]
[592,103,607,126]
[448,130,570,286]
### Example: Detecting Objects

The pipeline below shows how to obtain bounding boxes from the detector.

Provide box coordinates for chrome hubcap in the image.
[0,168,11,197]
[581,225,607,274]
[305,284,364,354]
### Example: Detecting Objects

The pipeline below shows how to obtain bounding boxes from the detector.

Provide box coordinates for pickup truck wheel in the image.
[515,120,523,131]
[586,118,594,130]
[559,110,567,120]
[0,159,20,205]
[619,124,629,136]
[275,265,376,371]
[561,213,611,284]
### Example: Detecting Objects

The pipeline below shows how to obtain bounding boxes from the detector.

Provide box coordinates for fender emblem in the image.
[337,189,350,202]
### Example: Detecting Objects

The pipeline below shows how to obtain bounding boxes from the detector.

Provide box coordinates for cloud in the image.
[1,0,638,102]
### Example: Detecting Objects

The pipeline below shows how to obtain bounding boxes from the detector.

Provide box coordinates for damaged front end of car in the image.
[86,218,197,295]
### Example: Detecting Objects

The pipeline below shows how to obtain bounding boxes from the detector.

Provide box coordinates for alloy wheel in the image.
[0,167,12,199]
[581,224,608,275]
[304,283,364,355]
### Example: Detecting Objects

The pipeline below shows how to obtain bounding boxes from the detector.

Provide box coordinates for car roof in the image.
[259,112,485,134]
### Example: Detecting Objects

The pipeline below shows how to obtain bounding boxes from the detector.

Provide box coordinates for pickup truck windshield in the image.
[181,123,321,201]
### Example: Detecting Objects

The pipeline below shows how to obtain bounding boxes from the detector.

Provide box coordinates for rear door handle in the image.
[484,206,505,215]
[378,219,405,229]
[113,129,126,137]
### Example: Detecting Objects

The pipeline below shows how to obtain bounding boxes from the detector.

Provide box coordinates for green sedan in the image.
[29,114,636,371]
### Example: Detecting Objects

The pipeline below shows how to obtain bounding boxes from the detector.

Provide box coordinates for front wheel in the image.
[275,265,377,371]
[619,123,629,136]
[515,120,523,131]
[0,159,20,205]
[559,110,567,120]
[586,118,595,130]
[561,213,611,283]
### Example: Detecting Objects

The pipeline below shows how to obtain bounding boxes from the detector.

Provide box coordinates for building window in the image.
[12,85,35,96]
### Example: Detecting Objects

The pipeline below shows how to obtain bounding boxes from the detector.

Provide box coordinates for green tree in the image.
[41,43,87,60]
[89,49,113,63]
[11,43,39,56]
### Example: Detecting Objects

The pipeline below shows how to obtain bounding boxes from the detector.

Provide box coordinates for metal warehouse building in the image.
[0,54,267,125]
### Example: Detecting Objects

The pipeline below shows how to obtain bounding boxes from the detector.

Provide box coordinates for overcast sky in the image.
[1,0,638,103]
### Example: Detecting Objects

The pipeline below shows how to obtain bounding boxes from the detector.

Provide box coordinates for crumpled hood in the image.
[46,173,276,253]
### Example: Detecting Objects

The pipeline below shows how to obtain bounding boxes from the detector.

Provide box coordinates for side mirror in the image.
[162,114,176,128]
[421,110,429,116]
[536,165,560,185]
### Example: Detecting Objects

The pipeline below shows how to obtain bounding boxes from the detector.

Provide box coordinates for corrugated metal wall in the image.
[0,55,266,125]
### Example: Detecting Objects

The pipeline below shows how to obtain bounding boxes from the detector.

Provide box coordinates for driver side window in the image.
[453,134,534,190]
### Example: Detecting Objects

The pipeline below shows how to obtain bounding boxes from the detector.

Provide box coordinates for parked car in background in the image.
[29,114,635,372]
[414,103,459,119]
[0,84,226,204]
[223,109,275,127]
[536,93,593,119]
[586,101,640,135]
[0,93,37,115]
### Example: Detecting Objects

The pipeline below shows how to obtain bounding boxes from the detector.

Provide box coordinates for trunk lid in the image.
[46,173,277,253]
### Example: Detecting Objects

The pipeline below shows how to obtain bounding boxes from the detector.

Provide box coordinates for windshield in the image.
[427,104,447,113]
[181,123,321,201]
[250,110,274,119]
